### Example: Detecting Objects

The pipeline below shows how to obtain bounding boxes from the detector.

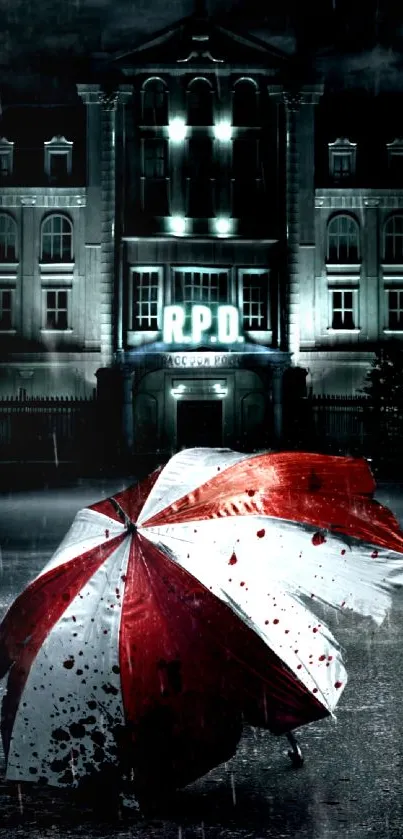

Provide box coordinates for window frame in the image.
[0,285,14,331]
[40,214,74,263]
[327,285,360,332]
[232,78,259,126]
[141,78,168,126]
[44,136,73,179]
[328,138,356,182]
[326,214,360,264]
[238,269,270,331]
[41,286,72,332]
[0,137,14,178]
[0,214,18,263]
[128,266,162,332]
[383,215,403,263]
[186,78,214,126]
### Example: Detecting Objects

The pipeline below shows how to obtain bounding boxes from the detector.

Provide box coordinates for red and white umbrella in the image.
[1,448,403,799]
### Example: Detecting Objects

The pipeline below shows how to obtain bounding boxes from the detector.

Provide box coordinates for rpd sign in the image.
[162,304,244,346]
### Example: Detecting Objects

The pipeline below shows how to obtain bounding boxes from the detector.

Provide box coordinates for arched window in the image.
[327,214,360,263]
[141,79,168,125]
[0,214,17,261]
[383,215,403,262]
[41,214,73,262]
[187,79,213,126]
[233,79,258,126]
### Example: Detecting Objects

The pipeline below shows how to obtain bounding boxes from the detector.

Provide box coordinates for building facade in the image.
[1,9,401,456]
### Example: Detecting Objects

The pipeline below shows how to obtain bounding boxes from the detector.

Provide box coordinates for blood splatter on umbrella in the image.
[1,448,403,808]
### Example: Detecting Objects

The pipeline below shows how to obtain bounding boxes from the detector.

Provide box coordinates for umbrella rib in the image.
[108,496,136,532]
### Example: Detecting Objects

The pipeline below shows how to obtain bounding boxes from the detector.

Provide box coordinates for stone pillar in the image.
[77,84,133,365]
[272,365,284,447]
[268,84,324,361]
[122,365,134,452]
[364,198,380,340]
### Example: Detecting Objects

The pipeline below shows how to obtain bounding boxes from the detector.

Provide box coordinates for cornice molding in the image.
[0,189,86,208]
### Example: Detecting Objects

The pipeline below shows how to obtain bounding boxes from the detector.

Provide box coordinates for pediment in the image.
[108,13,289,74]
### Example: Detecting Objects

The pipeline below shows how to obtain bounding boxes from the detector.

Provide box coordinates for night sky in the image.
[1,0,403,96]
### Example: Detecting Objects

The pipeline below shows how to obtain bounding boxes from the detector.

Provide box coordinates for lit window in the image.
[0,214,17,262]
[328,138,356,182]
[41,215,73,262]
[187,79,213,126]
[45,289,68,330]
[233,79,258,126]
[173,268,228,306]
[386,289,403,330]
[142,79,168,125]
[241,271,269,330]
[327,215,360,263]
[0,288,12,330]
[130,269,160,330]
[331,289,356,329]
[383,215,403,262]
[172,268,230,339]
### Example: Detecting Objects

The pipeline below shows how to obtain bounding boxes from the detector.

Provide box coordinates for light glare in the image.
[168,118,187,142]
[213,121,233,141]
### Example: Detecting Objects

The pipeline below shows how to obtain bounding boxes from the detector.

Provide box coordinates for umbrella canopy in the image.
[1,448,403,799]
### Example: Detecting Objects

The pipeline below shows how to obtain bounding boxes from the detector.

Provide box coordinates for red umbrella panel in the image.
[1,448,403,794]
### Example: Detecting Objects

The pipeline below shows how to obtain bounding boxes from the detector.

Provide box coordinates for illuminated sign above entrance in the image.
[162,304,244,346]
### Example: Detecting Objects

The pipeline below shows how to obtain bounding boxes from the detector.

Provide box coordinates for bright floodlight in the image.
[213,121,233,141]
[170,215,186,236]
[215,217,231,236]
[168,117,187,142]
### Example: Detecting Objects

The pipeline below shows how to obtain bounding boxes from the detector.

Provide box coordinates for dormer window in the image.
[0,138,14,178]
[44,136,73,182]
[387,139,403,182]
[328,138,356,182]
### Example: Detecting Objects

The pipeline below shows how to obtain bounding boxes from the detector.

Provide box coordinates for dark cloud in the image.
[1,0,403,95]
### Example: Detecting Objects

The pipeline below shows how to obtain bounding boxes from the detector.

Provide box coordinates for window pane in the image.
[142,81,167,125]
[242,273,268,329]
[132,270,159,330]
[0,214,17,261]
[187,81,212,126]
[327,215,359,262]
[233,81,258,126]
[41,215,73,261]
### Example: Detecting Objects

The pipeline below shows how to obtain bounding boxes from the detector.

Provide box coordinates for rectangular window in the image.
[142,140,168,214]
[0,153,11,176]
[332,153,352,181]
[232,139,259,178]
[331,289,355,329]
[0,288,12,330]
[173,268,229,306]
[387,289,403,330]
[130,269,160,330]
[49,153,68,180]
[240,271,269,330]
[143,139,167,179]
[172,268,229,336]
[45,289,68,330]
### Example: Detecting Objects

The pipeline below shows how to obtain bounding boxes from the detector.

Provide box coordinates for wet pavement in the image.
[1,479,403,838]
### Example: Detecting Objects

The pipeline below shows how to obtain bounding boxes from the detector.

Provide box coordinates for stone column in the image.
[268,84,323,361]
[77,84,133,364]
[364,198,380,340]
[272,365,284,446]
[122,365,134,453]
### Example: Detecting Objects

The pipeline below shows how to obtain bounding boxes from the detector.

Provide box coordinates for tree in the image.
[362,341,403,465]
